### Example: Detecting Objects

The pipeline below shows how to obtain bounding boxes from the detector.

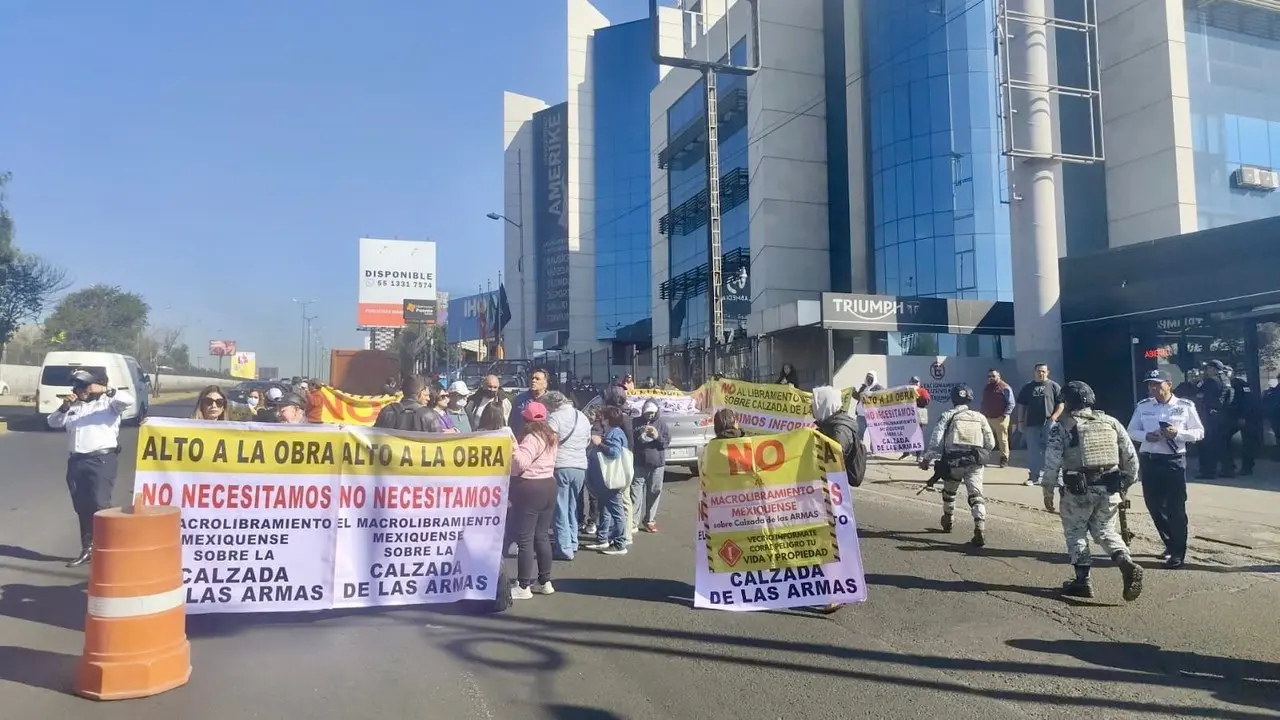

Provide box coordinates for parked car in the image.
[581,393,712,470]
[36,351,151,426]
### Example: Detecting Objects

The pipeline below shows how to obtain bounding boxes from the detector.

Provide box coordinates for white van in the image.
[37,351,151,425]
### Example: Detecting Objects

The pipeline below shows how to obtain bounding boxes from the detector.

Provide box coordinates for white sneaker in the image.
[584,541,611,551]
[510,585,533,600]
[532,581,555,595]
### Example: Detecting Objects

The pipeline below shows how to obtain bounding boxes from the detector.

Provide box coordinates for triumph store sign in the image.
[533,102,570,334]
[820,292,1013,336]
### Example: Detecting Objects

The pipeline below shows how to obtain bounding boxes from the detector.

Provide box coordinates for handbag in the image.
[599,447,635,491]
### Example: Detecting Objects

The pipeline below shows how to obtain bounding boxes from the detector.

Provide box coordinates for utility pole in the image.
[293,298,316,378]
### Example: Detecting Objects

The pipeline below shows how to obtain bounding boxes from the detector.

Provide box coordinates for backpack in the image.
[939,409,989,480]
[1062,412,1121,473]
[377,402,441,433]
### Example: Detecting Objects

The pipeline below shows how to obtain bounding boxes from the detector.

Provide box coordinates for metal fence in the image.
[538,348,656,387]
[652,337,775,390]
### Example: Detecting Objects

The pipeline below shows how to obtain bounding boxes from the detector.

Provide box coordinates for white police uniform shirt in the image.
[47,391,135,454]
[1126,395,1204,455]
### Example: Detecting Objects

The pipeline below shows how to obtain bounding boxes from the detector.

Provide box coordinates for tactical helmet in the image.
[950,384,974,405]
[1063,380,1096,410]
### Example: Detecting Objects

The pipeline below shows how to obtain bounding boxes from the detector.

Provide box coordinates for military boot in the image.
[970,523,986,547]
[939,513,953,533]
[1113,551,1144,602]
[1061,565,1094,598]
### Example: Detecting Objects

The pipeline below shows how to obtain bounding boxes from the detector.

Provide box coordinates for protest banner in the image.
[133,417,511,614]
[703,379,856,434]
[626,388,698,416]
[861,386,925,455]
[694,428,867,611]
[311,386,398,426]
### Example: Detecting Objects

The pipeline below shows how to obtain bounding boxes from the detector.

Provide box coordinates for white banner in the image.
[694,429,868,611]
[133,418,510,614]
[861,386,925,455]
[358,238,437,328]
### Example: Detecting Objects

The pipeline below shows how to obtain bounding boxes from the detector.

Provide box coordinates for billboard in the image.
[448,291,494,343]
[209,340,237,356]
[258,366,280,380]
[358,238,437,328]
[230,352,256,380]
[402,298,437,324]
[532,102,570,333]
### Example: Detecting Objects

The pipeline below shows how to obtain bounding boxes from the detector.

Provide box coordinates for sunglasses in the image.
[203,397,225,407]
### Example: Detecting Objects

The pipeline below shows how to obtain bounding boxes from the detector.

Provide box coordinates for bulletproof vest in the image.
[1062,412,1120,473]
[944,409,987,450]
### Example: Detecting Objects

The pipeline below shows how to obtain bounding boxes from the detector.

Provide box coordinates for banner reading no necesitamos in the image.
[133,417,512,614]
[861,386,925,455]
[694,428,868,611]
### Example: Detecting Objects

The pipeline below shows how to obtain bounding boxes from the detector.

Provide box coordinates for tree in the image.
[394,324,461,378]
[45,284,150,353]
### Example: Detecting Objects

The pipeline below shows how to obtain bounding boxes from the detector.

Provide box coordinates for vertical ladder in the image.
[704,68,724,348]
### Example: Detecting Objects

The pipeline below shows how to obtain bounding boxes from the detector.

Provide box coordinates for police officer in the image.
[1195,360,1233,479]
[46,368,135,567]
[1041,381,1143,600]
[1127,369,1204,569]
[1224,366,1262,476]
[919,385,995,548]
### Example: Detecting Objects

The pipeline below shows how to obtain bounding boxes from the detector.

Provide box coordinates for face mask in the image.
[248,398,259,408]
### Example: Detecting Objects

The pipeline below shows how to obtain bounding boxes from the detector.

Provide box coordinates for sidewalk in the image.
[865,448,1280,564]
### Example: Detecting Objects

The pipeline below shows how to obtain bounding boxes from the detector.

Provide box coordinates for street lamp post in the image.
[487,146,525,358]
[293,298,316,378]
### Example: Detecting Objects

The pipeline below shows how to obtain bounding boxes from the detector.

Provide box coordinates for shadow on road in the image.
[543,705,626,720]
[550,577,692,606]
[0,545,68,563]
[860,528,1069,565]
[0,582,86,632]
[0,646,78,693]
[416,613,1280,718]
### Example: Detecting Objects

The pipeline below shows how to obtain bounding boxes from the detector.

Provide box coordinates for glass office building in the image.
[864,0,1012,305]
[593,18,661,343]
[1184,0,1280,231]
[659,40,750,344]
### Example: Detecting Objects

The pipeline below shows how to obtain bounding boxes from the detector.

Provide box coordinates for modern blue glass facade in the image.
[660,40,750,344]
[1184,0,1280,231]
[863,0,1012,303]
[593,19,661,342]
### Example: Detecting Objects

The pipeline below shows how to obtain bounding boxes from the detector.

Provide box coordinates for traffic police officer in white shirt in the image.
[46,368,135,567]
[1126,369,1204,569]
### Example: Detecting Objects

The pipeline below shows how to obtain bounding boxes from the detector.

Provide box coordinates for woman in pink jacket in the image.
[509,401,560,600]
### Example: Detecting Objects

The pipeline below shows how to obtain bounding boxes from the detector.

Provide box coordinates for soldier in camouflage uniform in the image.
[1041,381,1144,601]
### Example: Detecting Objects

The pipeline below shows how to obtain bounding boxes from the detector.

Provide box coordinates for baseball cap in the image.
[70,369,105,387]
[1204,359,1226,371]
[522,401,548,422]
[266,387,284,401]
[448,380,471,396]
[278,393,307,410]
[1144,369,1172,384]
[909,376,921,384]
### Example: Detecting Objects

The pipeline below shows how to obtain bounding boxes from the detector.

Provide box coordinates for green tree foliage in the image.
[45,284,150,353]
[0,172,69,344]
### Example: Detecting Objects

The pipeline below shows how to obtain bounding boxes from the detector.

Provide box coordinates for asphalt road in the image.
[1,403,1278,719]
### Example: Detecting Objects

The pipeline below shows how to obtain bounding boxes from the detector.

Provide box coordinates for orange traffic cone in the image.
[75,504,191,701]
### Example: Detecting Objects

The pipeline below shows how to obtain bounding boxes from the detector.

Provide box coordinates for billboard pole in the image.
[293,298,316,378]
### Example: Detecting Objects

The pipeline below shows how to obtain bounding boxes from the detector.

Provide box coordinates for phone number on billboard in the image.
[375,280,431,289]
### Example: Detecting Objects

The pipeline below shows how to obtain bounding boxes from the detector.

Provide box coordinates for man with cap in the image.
[443,380,474,433]
[1042,380,1143,600]
[1195,359,1233,479]
[1127,369,1204,569]
[275,392,309,424]
[46,368,136,567]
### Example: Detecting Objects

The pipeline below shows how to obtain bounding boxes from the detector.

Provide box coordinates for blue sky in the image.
[0,0,651,375]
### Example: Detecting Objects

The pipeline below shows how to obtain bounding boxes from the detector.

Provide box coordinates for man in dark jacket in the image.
[812,385,865,487]
[374,376,441,433]
[1196,360,1234,479]
[631,400,671,533]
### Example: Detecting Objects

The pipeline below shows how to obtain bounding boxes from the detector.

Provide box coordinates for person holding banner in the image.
[920,385,995,547]
[508,402,560,600]
[813,386,866,488]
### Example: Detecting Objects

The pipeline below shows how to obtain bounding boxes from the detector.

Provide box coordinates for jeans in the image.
[594,487,628,547]
[553,467,586,557]
[511,477,556,587]
[1023,423,1049,483]
[631,465,665,526]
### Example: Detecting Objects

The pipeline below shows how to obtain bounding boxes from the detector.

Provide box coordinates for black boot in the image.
[66,544,93,568]
[1113,551,1144,602]
[1061,565,1094,598]
[940,513,953,533]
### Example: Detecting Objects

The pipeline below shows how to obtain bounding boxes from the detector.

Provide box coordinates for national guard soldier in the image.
[1128,369,1204,569]
[919,385,995,547]
[1041,381,1143,600]
[46,368,135,567]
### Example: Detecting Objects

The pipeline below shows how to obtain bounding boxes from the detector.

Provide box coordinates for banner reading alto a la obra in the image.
[861,386,925,455]
[133,417,511,614]
[695,427,868,611]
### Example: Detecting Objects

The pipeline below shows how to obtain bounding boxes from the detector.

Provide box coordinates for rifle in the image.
[1118,495,1135,545]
